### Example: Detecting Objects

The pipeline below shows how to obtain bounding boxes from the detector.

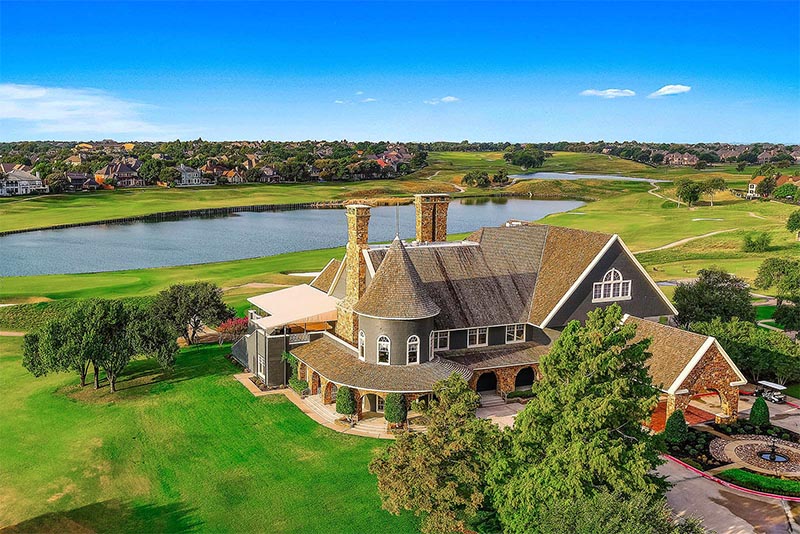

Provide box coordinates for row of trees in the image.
[370,305,703,534]
[674,177,726,206]
[462,169,510,188]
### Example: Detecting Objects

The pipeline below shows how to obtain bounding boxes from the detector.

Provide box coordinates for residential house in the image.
[221,169,245,184]
[0,163,33,174]
[747,174,800,198]
[175,164,215,186]
[663,152,699,166]
[65,154,87,166]
[243,154,259,170]
[757,149,781,164]
[0,169,48,196]
[232,194,745,427]
[94,162,145,187]
[66,172,99,191]
[199,160,228,176]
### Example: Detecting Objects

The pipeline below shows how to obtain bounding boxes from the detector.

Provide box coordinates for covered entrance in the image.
[476,371,498,392]
[362,393,385,414]
[514,367,535,391]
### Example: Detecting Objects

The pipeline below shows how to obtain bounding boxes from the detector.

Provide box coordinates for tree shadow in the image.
[0,499,202,534]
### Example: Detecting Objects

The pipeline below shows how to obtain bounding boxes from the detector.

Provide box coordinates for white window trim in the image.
[377,335,391,365]
[592,269,632,303]
[505,324,525,344]
[358,330,366,361]
[467,327,489,348]
[406,335,420,365]
[432,331,450,351]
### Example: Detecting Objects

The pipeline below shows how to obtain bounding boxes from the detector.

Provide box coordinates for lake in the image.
[0,197,585,276]
[510,172,667,182]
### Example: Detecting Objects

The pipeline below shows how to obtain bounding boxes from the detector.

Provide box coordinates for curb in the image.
[663,454,800,502]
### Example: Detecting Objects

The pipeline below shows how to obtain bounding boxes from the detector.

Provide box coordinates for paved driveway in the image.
[660,461,799,533]
[737,395,800,434]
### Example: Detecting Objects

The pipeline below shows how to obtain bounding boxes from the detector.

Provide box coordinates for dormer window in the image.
[467,327,488,348]
[407,335,419,364]
[358,330,366,361]
[377,335,391,365]
[592,268,631,303]
[506,324,525,343]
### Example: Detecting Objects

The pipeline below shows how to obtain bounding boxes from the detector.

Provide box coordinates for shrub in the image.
[718,469,800,497]
[289,378,308,395]
[663,410,689,445]
[506,389,536,399]
[383,393,407,424]
[750,397,770,426]
[742,232,772,252]
[336,385,356,421]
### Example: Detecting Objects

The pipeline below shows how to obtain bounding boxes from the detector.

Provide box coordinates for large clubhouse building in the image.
[233,194,746,426]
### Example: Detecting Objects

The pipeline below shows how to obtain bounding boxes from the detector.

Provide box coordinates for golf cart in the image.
[754,380,787,404]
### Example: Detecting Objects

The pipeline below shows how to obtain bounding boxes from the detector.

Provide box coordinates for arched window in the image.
[407,335,420,364]
[592,268,631,302]
[358,330,366,361]
[377,335,391,364]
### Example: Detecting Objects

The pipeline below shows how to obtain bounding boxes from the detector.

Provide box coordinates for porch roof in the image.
[249,284,339,331]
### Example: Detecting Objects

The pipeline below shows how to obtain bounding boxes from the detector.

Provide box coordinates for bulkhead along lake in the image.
[510,172,667,182]
[1,197,584,276]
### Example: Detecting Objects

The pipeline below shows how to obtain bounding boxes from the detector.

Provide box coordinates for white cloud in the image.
[648,84,692,98]
[355,90,364,95]
[424,95,461,105]
[0,83,169,135]
[360,97,377,103]
[580,88,636,99]
[333,99,346,104]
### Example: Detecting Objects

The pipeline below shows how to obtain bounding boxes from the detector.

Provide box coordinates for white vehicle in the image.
[755,381,787,404]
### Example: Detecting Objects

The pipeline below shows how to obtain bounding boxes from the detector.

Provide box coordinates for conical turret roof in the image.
[353,237,440,320]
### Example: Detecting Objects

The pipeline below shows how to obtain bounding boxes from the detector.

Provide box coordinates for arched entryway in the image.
[361,393,385,414]
[310,371,321,395]
[324,381,338,404]
[514,367,536,391]
[476,371,498,392]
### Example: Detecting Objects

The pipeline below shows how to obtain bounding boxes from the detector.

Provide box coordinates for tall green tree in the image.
[152,282,233,345]
[489,305,665,534]
[370,373,500,534]
[701,177,726,206]
[675,179,702,206]
[462,170,490,188]
[45,172,70,193]
[673,267,755,327]
[787,209,800,241]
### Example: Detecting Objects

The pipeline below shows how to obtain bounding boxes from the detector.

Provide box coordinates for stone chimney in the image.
[414,194,449,243]
[335,204,371,345]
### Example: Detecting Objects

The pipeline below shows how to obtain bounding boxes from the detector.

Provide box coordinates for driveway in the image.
[660,460,799,533]
[738,394,800,434]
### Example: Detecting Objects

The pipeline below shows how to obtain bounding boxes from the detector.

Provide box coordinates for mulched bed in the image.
[711,421,799,443]
[665,427,728,471]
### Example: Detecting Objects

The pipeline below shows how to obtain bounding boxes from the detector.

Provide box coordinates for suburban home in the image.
[0,169,48,196]
[0,163,33,174]
[175,164,214,186]
[66,172,99,191]
[95,162,145,187]
[748,174,800,198]
[64,154,87,166]
[199,160,228,176]
[233,194,746,426]
[222,169,246,184]
[663,152,699,166]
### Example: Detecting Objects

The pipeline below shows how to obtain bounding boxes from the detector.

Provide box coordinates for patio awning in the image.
[248,284,339,331]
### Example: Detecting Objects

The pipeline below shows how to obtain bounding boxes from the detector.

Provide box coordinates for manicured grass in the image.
[755,305,777,322]
[785,383,800,399]
[0,337,416,533]
[717,468,800,497]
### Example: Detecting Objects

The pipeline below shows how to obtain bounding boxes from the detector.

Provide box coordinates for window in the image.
[358,330,366,361]
[432,331,449,351]
[592,268,632,303]
[506,324,525,343]
[376,396,385,412]
[467,327,488,347]
[407,335,419,364]
[377,335,391,364]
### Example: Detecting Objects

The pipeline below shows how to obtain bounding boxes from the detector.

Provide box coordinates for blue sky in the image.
[1,1,798,143]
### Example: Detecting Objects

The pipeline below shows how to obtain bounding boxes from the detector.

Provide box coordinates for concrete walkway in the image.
[0,331,25,337]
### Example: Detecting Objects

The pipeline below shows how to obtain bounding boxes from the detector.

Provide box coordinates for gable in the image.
[544,239,675,328]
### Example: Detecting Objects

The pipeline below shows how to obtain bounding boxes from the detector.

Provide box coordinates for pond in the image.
[510,171,667,183]
[1,197,585,276]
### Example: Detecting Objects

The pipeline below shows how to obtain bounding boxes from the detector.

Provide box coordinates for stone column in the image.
[414,194,449,243]
[335,204,371,345]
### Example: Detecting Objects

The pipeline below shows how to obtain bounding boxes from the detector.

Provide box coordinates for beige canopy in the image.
[248,284,339,331]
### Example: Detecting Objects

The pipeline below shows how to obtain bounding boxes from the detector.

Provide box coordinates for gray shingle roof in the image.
[441,342,550,370]
[354,237,440,319]
[310,258,342,294]
[291,335,472,392]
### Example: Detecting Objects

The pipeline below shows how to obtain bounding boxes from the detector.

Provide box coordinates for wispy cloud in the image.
[424,95,461,105]
[648,84,692,98]
[360,97,377,103]
[355,90,364,95]
[580,88,636,99]
[333,99,346,104]
[0,83,171,135]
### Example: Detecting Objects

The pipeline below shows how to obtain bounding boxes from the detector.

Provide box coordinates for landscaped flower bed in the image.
[718,468,800,497]
[666,428,726,471]
[712,421,798,443]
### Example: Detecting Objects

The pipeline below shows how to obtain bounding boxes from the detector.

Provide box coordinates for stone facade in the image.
[335,205,371,345]
[414,194,449,243]
[468,364,540,394]
[665,344,741,424]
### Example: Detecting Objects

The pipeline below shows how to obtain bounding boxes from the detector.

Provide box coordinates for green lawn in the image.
[0,337,417,533]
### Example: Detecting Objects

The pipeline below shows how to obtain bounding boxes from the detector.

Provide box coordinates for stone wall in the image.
[468,364,540,394]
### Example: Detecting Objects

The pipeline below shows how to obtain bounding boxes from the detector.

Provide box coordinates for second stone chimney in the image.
[414,194,449,243]
[335,204,371,345]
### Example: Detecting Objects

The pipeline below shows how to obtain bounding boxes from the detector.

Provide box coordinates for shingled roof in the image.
[354,237,440,319]
[291,335,471,392]
[441,342,551,370]
[310,258,342,294]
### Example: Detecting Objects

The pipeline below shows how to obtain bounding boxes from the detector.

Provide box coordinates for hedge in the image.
[718,468,800,497]
[383,393,407,423]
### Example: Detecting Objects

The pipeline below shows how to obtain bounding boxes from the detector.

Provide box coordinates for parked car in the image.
[754,380,787,404]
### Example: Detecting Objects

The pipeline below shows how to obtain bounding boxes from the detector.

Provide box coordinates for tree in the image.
[152,282,234,345]
[736,161,747,171]
[45,172,70,193]
[504,146,546,169]
[675,179,702,206]
[335,385,356,423]
[370,373,500,534]
[383,393,407,426]
[693,161,707,170]
[787,210,800,241]
[126,300,179,369]
[411,150,428,169]
[701,177,726,206]
[138,158,166,184]
[491,168,509,184]
[462,170,490,188]
[772,304,800,331]
[755,175,777,197]
[537,491,705,534]
[673,267,755,327]
[89,299,135,392]
[158,166,181,184]
[489,304,665,533]
[245,167,263,182]
[741,232,771,252]
[663,410,688,445]
[216,317,249,344]
[772,183,798,199]
[749,397,770,427]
